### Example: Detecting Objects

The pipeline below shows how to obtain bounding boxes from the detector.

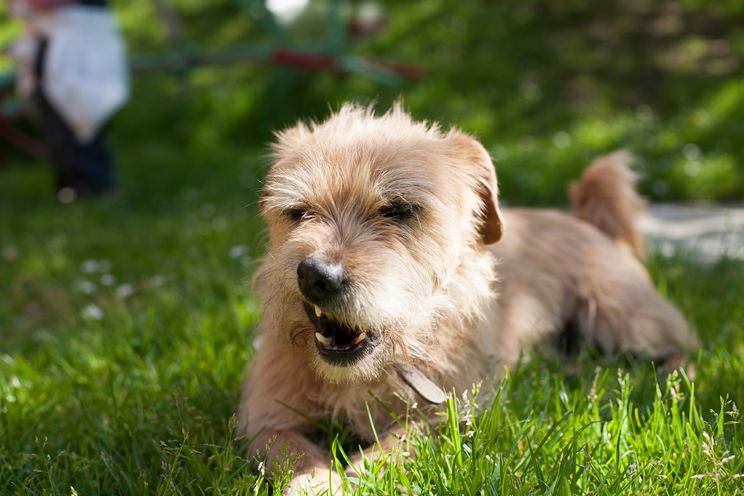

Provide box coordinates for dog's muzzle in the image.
[302,302,379,367]
[297,257,379,366]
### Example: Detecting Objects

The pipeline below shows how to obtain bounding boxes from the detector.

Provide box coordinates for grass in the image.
[1,142,743,495]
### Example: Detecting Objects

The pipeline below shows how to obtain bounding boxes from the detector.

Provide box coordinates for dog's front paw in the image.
[285,470,342,496]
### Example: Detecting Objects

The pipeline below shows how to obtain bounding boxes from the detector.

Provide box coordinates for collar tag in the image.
[394,363,447,405]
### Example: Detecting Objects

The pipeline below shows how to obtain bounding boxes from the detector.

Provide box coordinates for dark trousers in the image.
[34,39,117,195]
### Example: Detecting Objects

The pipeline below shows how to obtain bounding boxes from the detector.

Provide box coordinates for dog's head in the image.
[256,104,503,383]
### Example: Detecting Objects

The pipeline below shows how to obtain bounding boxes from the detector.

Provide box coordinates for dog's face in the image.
[257,105,503,383]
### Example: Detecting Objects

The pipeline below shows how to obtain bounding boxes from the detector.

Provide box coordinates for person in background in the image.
[8,0,129,203]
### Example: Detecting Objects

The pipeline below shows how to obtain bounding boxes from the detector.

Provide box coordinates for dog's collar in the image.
[394,363,446,405]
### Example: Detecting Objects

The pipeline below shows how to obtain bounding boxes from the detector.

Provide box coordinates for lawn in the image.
[2,0,744,493]
[1,142,743,494]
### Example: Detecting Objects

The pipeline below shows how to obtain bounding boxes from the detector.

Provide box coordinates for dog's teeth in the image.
[314,305,322,318]
[352,332,367,345]
[315,332,331,346]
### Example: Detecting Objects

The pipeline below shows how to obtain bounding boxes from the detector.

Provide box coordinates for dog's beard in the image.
[308,325,432,384]
[287,287,437,384]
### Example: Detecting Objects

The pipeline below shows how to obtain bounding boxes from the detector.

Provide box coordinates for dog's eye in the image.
[379,203,418,222]
[285,208,307,222]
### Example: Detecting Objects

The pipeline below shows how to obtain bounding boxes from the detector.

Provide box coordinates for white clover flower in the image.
[552,131,571,148]
[230,244,248,258]
[81,259,111,273]
[75,280,97,294]
[116,283,134,298]
[81,260,100,273]
[81,304,104,321]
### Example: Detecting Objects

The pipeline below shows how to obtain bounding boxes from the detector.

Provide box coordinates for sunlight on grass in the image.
[1,172,742,493]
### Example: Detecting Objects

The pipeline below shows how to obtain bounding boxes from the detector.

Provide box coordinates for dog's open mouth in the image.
[304,303,379,366]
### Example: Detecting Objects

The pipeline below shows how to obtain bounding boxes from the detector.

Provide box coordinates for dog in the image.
[237,104,698,494]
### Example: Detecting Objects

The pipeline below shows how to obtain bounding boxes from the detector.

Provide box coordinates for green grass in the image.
[1,144,743,495]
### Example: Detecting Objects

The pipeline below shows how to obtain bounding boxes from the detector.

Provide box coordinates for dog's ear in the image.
[448,131,504,244]
[260,122,311,210]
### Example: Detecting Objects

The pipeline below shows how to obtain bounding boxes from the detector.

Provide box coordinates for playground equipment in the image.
[138,0,424,82]
[0,0,424,162]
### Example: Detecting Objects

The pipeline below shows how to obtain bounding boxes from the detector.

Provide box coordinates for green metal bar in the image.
[233,0,290,46]
[338,55,402,86]
[131,43,406,86]
[326,0,347,56]
[130,42,274,73]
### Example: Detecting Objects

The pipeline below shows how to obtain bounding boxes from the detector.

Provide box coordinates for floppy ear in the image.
[448,131,504,244]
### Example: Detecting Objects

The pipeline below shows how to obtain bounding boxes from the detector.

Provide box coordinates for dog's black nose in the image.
[297,257,346,304]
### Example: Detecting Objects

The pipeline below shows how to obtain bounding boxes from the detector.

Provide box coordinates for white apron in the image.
[12,4,130,143]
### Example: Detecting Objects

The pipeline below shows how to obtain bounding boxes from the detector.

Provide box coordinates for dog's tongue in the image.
[394,363,447,405]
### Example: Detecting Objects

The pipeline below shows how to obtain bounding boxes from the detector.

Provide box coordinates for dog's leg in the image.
[346,424,409,478]
[252,429,341,495]
[245,405,343,495]
[240,340,341,495]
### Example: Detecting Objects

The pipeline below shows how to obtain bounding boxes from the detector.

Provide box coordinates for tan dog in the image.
[238,104,697,494]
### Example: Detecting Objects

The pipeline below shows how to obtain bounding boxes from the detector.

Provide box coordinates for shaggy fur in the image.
[237,104,698,494]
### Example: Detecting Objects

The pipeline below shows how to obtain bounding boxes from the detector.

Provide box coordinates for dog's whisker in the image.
[289,325,314,347]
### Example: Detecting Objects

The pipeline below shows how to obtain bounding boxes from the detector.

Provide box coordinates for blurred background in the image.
[1,0,743,207]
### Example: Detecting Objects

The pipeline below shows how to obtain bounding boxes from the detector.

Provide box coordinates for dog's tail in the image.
[569,151,646,258]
